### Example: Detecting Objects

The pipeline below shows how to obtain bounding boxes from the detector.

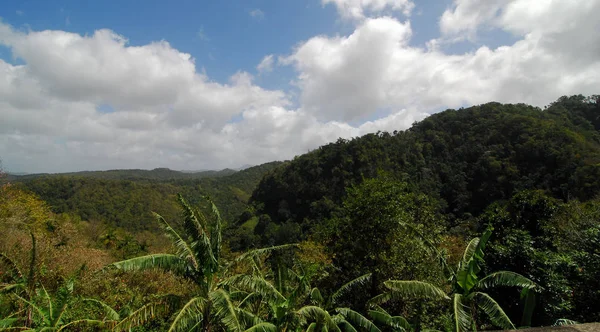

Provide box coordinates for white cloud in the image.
[323,0,415,20]
[249,9,265,20]
[257,54,275,73]
[1,0,599,173]
[283,1,600,121]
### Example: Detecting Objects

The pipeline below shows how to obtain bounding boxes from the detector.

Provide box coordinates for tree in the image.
[373,227,538,331]
[320,176,445,310]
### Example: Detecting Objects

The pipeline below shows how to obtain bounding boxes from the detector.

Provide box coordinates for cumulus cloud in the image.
[283,0,600,122]
[322,0,415,20]
[1,0,599,173]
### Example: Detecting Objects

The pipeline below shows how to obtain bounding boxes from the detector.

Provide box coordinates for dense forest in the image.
[1,95,599,331]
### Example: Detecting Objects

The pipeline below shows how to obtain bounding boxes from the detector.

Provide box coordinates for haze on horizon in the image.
[1,0,599,173]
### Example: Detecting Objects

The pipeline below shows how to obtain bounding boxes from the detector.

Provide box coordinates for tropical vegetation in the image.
[1,95,599,330]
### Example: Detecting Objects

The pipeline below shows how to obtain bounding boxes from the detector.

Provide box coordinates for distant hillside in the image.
[13,161,283,231]
[248,95,600,231]
[13,167,237,181]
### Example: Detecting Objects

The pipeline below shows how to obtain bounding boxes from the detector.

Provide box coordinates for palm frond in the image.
[207,196,223,265]
[154,212,200,270]
[297,306,341,332]
[453,294,472,332]
[472,292,514,330]
[110,254,187,276]
[82,298,120,321]
[306,322,318,332]
[336,308,381,332]
[368,292,393,306]
[113,301,169,331]
[234,244,299,264]
[368,307,410,331]
[210,289,243,332]
[477,271,538,291]
[224,274,286,305]
[56,319,116,331]
[177,195,217,272]
[245,322,278,332]
[461,238,480,265]
[236,308,264,329]
[337,319,359,332]
[383,280,449,300]
[331,273,371,306]
[168,296,207,332]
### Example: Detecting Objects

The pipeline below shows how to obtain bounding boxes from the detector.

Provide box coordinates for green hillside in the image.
[11,162,282,231]
[248,95,600,234]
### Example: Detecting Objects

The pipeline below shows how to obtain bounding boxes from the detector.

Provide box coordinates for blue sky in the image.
[0,0,598,172]
[1,0,515,89]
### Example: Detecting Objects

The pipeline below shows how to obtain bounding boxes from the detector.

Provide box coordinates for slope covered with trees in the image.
[9,162,282,232]
[247,95,600,239]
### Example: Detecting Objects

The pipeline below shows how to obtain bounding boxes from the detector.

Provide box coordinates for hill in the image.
[12,167,237,181]
[247,95,600,238]
[11,162,282,231]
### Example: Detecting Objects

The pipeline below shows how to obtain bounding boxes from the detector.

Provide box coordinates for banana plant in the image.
[5,274,119,331]
[225,256,379,332]
[109,194,243,331]
[371,227,538,331]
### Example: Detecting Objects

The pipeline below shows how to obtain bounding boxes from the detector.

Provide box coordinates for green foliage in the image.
[319,176,445,311]
[375,228,538,331]
[250,96,600,232]
[3,96,600,331]
[12,162,282,233]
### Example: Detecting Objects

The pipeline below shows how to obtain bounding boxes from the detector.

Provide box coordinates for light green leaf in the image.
[331,273,371,306]
[453,294,472,332]
[210,289,242,332]
[113,301,168,331]
[245,322,278,332]
[478,271,538,291]
[473,292,515,330]
[383,280,449,300]
[110,254,187,276]
[168,296,207,332]
[336,308,381,332]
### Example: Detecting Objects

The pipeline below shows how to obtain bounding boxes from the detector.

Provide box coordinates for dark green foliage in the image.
[318,176,445,311]
[480,191,600,326]
[250,96,600,231]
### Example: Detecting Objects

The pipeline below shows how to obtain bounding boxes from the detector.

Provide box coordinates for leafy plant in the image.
[373,227,538,331]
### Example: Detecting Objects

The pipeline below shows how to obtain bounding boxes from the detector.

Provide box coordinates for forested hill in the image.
[11,161,282,231]
[249,95,600,230]
[11,166,237,181]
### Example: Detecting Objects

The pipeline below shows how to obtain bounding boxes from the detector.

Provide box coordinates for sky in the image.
[0,0,599,173]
